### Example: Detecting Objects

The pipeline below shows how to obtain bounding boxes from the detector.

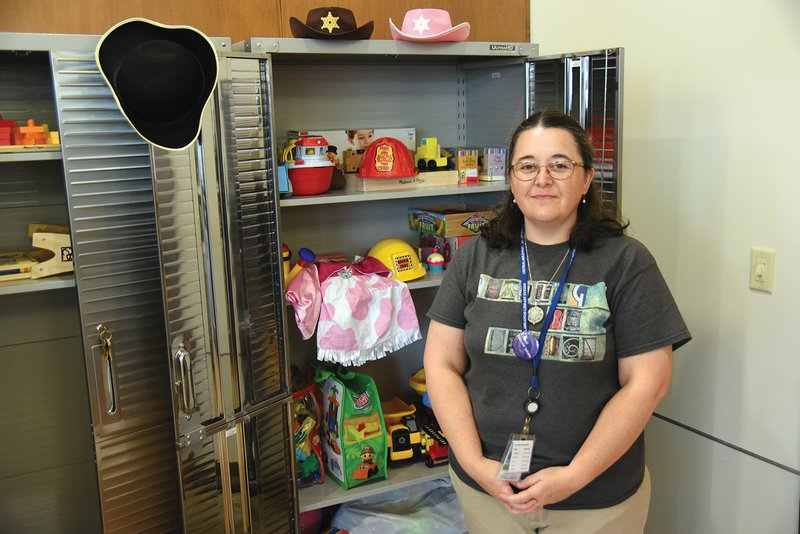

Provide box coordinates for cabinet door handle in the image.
[97,324,117,415]
[564,56,590,126]
[174,347,196,419]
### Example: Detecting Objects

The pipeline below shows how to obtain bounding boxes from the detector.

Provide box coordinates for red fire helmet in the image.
[357,137,419,178]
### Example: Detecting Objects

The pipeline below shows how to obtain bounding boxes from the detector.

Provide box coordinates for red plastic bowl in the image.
[287,165,333,195]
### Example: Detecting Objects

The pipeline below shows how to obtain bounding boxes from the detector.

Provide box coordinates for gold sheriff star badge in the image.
[320,12,340,33]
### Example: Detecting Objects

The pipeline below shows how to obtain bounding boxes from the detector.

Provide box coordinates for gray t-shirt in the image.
[427,234,691,509]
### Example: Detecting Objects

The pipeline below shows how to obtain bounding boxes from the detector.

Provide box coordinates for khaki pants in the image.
[449,466,651,534]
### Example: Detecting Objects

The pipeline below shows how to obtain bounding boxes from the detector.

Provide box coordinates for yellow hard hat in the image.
[367,238,426,282]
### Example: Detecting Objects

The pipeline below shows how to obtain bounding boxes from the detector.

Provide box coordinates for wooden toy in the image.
[414,137,452,171]
[0,116,61,148]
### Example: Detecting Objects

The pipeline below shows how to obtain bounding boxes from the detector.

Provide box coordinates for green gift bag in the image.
[314,364,388,489]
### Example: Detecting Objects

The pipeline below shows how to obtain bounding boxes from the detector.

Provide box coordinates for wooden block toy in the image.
[29,228,74,279]
[0,115,16,145]
[17,118,50,145]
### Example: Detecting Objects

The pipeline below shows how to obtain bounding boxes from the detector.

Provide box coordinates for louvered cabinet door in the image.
[51,50,182,533]
[214,55,290,412]
[235,402,296,532]
[150,55,290,437]
[150,53,297,530]
[175,403,296,533]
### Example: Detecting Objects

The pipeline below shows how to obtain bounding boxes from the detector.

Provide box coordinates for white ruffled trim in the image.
[316,328,422,367]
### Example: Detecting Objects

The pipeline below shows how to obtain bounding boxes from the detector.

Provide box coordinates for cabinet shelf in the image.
[407,272,444,290]
[239,38,537,62]
[0,148,62,163]
[299,462,449,512]
[0,273,75,295]
[280,181,507,208]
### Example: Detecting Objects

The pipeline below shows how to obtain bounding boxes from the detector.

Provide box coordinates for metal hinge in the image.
[177,427,206,450]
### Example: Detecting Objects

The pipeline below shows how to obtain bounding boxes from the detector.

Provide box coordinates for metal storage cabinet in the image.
[0,31,622,531]
[235,37,623,513]
[1,33,297,533]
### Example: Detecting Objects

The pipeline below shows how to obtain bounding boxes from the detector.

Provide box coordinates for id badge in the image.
[497,433,535,481]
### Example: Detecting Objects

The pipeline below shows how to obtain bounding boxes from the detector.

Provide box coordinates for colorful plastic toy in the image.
[367,238,426,282]
[283,134,334,195]
[357,137,418,179]
[425,247,445,272]
[282,243,292,280]
[381,397,422,462]
[419,425,449,467]
[284,247,316,286]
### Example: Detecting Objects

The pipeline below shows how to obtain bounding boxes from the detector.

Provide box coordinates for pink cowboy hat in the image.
[389,8,471,42]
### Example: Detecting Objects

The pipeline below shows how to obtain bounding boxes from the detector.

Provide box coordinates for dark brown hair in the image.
[481,110,628,250]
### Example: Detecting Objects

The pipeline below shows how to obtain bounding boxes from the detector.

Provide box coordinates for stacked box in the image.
[455,148,479,184]
[479,147,507,181]
[408,204,495,265]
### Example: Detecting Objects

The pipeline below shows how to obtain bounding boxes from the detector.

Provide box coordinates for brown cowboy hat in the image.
[289,7,374,40]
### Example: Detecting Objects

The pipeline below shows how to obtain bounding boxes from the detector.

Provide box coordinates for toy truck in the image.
[414,137,453,172]
[382,397,422,462]
[387,414,422,462]
[419,425,449,467]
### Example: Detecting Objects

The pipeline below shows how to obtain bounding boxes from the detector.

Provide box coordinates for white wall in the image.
[531,0,800,532]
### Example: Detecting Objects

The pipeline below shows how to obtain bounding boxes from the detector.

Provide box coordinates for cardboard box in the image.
[408,204,495,238]
[455,148,479,184]
[479,147,507,181]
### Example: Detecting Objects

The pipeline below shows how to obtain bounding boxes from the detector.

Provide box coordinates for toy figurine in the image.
[425,247,445,272]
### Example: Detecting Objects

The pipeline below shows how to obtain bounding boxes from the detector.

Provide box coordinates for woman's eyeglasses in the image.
[510,160,584,181]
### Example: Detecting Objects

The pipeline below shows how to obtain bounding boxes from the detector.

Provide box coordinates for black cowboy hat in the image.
[289,7,374,40]
[96,18,218,151]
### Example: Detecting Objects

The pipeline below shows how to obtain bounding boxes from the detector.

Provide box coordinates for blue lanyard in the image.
[519,227,576,391]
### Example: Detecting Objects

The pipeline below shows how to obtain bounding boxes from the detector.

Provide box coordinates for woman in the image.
[424,110,690,533]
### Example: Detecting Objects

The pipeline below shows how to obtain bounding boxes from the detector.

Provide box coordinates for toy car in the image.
[414,137,453,172]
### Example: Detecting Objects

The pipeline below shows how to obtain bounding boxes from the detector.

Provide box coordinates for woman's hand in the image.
[469,457,544,514]
[508,466,581,511]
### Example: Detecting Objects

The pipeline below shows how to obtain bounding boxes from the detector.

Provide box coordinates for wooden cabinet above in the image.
[0,0,528,43]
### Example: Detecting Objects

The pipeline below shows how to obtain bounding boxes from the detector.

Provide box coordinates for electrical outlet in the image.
[749,247,775,293]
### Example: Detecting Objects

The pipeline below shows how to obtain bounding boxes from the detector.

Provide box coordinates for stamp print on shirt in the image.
[479,274,609,362]
[479,274,521,302]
